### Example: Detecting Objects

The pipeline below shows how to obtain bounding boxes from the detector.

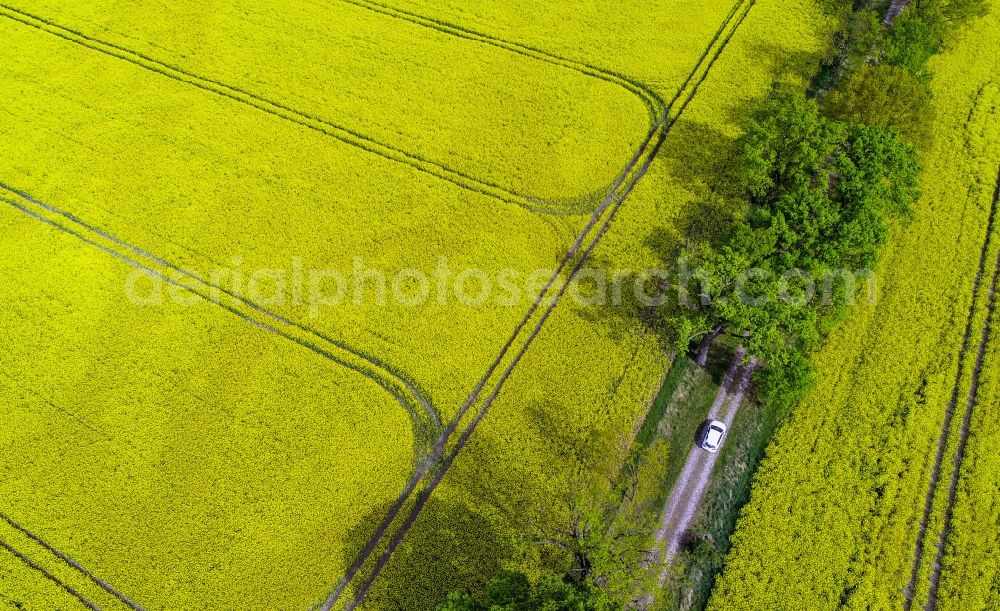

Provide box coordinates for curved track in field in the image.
[1,183,446,607]
[0,2,653,214]
[903,164,1000,610]
[323,1,758,607]
[0,184,442,459]
[331,0,666,121]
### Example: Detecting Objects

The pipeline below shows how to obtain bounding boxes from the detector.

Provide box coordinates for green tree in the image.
[436,571,621,611]
[880,4,947,76]
[737,86,844,201]
[674,237,820,369]
[754,120,919,271]
[675,87,919,365]
[809,9,883,95]
[527,451,664,600]
[823,64,935,145]
[933,0,991,23]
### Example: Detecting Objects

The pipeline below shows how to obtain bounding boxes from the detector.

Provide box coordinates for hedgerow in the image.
[353,0,841,606]
[707,2,1000,609]
[0,0,842,608]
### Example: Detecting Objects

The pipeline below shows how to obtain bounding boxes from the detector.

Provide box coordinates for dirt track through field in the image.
[0,184,441,454]
[650,350,757,578]
[0,186,441,439]
[1,185,448,607]
[0,512,142,610]
[325,1,758,607]
[631,350,752,609]
[903,164,1000,610]
[924,166,1000,609]
[1,0,753,606]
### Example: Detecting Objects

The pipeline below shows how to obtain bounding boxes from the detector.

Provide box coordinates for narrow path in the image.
[631,350,746,609]
[324,1,759,607]
[903,165,1000,609]
[654,351,757,577]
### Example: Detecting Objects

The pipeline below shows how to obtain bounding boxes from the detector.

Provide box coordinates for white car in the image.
[699,419,727,453]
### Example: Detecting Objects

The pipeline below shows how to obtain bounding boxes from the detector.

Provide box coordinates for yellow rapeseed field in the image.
[0,201,414,608]
[0,0,839,607]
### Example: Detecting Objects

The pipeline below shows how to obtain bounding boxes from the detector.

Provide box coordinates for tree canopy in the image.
[436,571,620,611]
[671,86,919,368]
[824,64,935,145]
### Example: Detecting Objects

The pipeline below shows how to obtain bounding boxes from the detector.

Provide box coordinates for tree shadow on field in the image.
[558,118,756,362]
[656,118,741,202]
[348,495,509,610]
[350,398,606,609]
[525,398,623,474]
[744,39,830,90]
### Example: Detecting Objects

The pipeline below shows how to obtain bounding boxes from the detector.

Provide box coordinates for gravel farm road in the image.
[651,349,759,584]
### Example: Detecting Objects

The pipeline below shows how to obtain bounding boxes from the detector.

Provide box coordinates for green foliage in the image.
[738,87,845,202]
[436,571,621,611]
[824,64,936,145]
[753,350,815,416]
[0,0,847,608]
[673,86,919,367]
[531,456,663,600]
[673,239,819,368]
[881,4,948,75]
[932,0,992,22]
[809,9,884,94]
[708,14,1000,608]
[745,89,919,269]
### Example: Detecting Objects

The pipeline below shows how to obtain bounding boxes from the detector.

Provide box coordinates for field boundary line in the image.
[0,512,142,610]
[324,1,758,607]
[903,163,1000,609]
[333,0,665,121]
[923,165,1000,609]
[0,536,99,611]
[0,185,442,461]
[0,4,538,211]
